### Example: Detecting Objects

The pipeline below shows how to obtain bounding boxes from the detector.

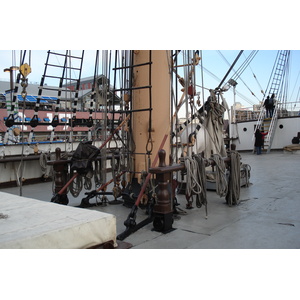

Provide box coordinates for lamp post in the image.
[3,66,19,92]
[227,79,238,123]
[3,66,19,110]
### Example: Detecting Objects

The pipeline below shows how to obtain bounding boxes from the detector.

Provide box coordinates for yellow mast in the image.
[132,50,171,181]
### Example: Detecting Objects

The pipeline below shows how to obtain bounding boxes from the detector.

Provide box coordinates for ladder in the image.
[111,50,153,151]
[268,50,289,100]
[262,109,278,153]
[110,50,153,208]
[5,51,29,128]
[30,50,85,128]
[254,50,290,153]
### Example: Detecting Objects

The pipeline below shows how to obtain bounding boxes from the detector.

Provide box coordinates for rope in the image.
[84,176,92,190]
[226,150,241,206]
[146,50,153,155]
[184,154,207,216]
[241,163,251,188]
[93,160,102,188]
[184,156,202,196]
[69,173,83,197]
[39,152,53,179]
[193,153,207,213]
[39,152,48,173]
[210,153,228,198]
[197,56,257,107]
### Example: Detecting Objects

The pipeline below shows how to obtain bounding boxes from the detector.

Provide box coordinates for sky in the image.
[1,50,299,113]
[1,0,299,109]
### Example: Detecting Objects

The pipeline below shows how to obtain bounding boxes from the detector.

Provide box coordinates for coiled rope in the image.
[210,153,228,198]
[241,163,251,188]
[84,171,93,190]
[226,150,241,206]
[184,154,207,217]
[69,170,93,198]
[39,152,49,176]
[193,154,207,212]
[184,156,201,197]
[70,174,83,198]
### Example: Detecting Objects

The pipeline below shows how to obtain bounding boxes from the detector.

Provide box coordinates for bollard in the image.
[149,149,184,232]
[48,147,70,205]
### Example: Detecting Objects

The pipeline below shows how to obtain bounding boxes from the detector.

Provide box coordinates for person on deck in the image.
[264,96,271,118]
[268,94,276,118]
[254,128,268,155]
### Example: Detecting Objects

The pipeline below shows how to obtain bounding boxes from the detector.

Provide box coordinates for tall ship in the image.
[230,51,300,153]
[0,50,299,248]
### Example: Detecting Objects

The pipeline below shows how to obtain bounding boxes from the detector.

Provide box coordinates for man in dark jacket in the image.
[264,96,271,118]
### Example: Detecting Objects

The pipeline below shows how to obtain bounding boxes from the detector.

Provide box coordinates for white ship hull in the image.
[230,116,300,151]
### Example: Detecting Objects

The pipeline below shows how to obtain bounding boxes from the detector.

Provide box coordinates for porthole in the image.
[243,127,247,132]
[279,124,283,129]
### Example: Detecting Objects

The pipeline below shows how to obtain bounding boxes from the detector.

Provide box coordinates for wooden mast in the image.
[132,50,171,181]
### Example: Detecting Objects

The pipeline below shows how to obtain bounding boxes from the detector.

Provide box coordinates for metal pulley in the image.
[30,115,39,127]
[193,51,201,65]
[5,115,15,128]
[21,90,27,99]
[19,63,31,78]
[112,185,122,199]
[19,64,31,102]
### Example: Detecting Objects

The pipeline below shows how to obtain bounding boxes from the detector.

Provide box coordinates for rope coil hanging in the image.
[226,150,241,206]
[183,153,207,217]
[210,153,228,198]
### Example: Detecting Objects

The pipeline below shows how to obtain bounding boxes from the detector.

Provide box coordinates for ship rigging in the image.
[1,50,299,240]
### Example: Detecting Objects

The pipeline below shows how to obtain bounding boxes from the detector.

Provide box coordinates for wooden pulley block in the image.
[113,185,122,199]
[178,77,185,87]
[121,179,127,189]
[140,194,148,205]
[188,85,196,97]
[34,145,39,154]
[123,93,130,103]
[13,127,20,136]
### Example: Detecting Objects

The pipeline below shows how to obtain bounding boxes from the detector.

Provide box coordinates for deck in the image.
[1,150,299,249]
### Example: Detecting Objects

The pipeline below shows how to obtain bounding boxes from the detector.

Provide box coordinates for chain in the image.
[19,63,31,101]
[20,77,28,101]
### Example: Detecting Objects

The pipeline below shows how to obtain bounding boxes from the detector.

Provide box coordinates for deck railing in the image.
[233,101,300,123]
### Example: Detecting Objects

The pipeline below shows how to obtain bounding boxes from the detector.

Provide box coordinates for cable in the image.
[243,52,265,96]
[219,50,260,102]
[198,64,257,106]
